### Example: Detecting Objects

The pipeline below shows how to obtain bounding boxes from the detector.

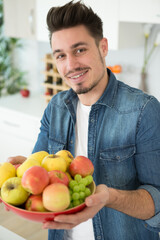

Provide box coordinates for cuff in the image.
[138,185,160,231]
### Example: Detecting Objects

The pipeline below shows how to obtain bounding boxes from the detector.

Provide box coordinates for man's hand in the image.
[42,184,109,230]
[7,156,27,165]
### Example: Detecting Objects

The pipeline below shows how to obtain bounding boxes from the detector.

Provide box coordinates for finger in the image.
[42,220,75,230]
[7,156,26,164]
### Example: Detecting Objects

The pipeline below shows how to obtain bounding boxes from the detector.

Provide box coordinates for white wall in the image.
[15,25,160,101]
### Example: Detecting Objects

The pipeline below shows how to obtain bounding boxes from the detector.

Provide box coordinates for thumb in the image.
[85,184,109,207]
[85,193,104,207]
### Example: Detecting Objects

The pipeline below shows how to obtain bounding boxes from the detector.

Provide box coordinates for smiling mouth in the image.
[70,70,88,79]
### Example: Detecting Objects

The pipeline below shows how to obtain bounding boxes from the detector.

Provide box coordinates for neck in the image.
[78,71,109,106]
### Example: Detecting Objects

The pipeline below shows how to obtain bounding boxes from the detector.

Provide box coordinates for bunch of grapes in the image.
[68,174,93,208]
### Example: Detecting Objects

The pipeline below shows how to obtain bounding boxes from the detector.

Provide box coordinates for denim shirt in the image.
[33,70,160,240]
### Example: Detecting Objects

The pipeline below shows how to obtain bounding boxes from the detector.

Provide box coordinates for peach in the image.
[42,183,70,212]
[69,156,94,177]
[21,166,49,195]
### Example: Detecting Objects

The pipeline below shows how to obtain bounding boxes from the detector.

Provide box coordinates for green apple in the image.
[1,177,29,206]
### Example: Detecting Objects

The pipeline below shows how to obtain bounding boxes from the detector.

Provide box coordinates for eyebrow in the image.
[53,41,88,56]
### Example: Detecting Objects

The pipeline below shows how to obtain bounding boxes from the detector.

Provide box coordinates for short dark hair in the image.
[46,0,103,45]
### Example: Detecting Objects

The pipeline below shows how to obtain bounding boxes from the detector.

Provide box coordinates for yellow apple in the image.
[56,150,74,169]
[16,158,41,178]
[1,177,29,206]
[0,162,16,188]
[27,151,49,164]
[41,154,67,172]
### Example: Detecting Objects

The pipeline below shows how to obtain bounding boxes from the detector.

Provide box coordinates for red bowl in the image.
[0,181,96,223]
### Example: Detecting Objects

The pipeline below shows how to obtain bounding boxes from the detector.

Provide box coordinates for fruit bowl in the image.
[0,181,96,223]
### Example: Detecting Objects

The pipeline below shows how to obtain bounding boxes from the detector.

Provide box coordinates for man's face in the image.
[51,25,108,95]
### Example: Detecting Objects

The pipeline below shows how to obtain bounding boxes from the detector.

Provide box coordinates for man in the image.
[8,1,160,240]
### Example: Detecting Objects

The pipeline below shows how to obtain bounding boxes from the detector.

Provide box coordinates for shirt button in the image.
[97,236,101,240]
[70,140,73,144]
[91,118,94,123]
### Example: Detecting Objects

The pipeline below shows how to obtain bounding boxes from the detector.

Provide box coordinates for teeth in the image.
[71,72,85,79]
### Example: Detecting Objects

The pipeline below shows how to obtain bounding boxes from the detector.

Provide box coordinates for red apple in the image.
[20,89,30,97]
[69,156,94,177]
[48,170,69,186]
[42,183,70,212]
[21,166,49,195]
[25,194,47,212]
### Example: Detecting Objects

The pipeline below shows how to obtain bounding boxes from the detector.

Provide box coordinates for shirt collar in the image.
[64,68,118,109]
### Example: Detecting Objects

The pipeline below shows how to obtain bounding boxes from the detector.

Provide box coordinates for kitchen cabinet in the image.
[3,0,66,42]
[3,0,36,40]
[0,93,47,163]
[119,0,160,24]
[3,0,160,49]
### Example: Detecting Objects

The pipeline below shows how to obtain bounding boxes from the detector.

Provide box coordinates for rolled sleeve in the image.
[136,97,160,232]
[138,185,160,231]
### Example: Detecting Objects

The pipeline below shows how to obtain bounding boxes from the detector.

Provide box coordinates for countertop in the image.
[0,226,26,240]
[0,92,48,120]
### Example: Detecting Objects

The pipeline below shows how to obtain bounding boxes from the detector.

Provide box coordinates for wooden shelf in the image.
[42,54,69,103]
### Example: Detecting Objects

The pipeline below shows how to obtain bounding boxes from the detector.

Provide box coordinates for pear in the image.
[27,151,49,164]
[16,158,41,178]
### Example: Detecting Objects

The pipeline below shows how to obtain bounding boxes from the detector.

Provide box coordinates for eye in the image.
[76,48,87,54]
[56,54,65,60]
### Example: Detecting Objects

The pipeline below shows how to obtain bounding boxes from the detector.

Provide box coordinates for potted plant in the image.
[0,0,27,97]
[140,24,160,92]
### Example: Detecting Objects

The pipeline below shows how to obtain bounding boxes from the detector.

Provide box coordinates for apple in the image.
[41,154,67,172]
[25,194,47,212]
[21,166,49,195]
[55,150,74,169]
[43,183,70,212]
[1,177,29,206]
[16,158,41,178]
[0,162,16,188]
[20,89,30,97]
[49,170,69,186]
[69,156,94,177]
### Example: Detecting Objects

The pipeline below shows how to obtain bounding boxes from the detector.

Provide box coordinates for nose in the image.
[66,54,78,72]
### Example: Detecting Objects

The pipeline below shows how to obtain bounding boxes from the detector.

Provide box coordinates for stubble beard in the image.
[74,51,106,95]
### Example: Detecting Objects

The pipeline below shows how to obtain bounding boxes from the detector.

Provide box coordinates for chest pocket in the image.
[48,138,66,155]
[99,145,136,188]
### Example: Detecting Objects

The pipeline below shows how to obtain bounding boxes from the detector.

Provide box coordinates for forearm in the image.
[107,187,155,220]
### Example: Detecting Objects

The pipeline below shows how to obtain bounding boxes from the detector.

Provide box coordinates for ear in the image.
[99,38,108,57]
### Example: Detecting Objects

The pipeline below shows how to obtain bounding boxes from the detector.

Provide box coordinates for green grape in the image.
[73,185,80,192]
[69,189,73,195]
[72,192,80,200]
[68,202,73,209]
[85,187,91,197]
[79,183,85,192]
[79,191,85,200]
[79,199,84,204]
[74,174,82,182]
[79,178,88,186]
[85,175,93,185]
[73,200,80,207]
[69,180,78,189]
